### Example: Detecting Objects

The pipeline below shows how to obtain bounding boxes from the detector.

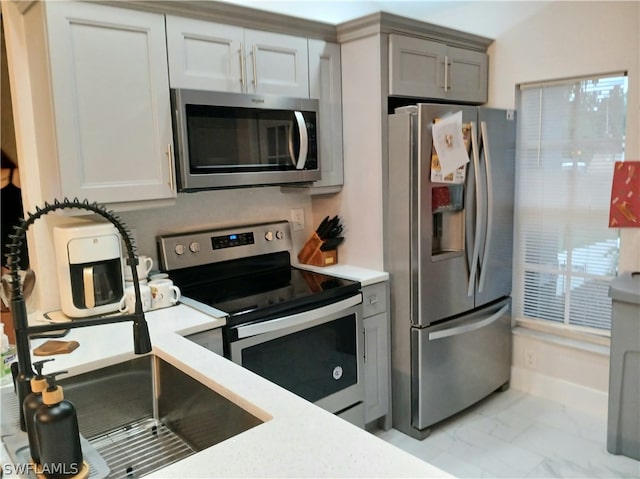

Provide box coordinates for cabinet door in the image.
[446,46,488,104]
[45,2,175,203]
[388,34,446,99]
[364,312,390,424]
[244,30,309,97]
[166,16,244,92]
[308,40,343,189]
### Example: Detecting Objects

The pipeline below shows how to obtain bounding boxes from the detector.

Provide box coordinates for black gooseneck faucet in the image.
[6,198,152,431]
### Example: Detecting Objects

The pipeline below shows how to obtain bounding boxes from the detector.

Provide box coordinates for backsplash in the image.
[118,187,313,272]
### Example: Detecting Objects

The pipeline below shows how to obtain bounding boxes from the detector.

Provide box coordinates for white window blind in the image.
[514,73,628,332]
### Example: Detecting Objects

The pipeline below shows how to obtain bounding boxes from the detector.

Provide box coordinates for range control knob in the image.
[189,242,201,253]
[275,230,284,240]
[265,231,274,241]
[174,244,185,255]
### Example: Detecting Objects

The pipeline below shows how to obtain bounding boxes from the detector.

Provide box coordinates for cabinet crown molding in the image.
[97,0,338,42]
[337,11,493,51]
[94,2,491,50]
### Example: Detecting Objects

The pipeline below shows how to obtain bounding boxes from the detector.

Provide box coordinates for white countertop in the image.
[2,303,451,478]
[293,263,389,286]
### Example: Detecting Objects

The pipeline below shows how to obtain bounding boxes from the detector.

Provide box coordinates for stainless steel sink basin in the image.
[2,356,264,479]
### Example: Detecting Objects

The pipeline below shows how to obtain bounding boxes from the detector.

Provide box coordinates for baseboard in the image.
[511,365,609,419]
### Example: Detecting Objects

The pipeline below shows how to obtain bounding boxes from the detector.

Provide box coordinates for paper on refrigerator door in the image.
[431,111,469,180]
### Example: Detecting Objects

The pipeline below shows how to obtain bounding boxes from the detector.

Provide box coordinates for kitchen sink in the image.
[2,356,264,479]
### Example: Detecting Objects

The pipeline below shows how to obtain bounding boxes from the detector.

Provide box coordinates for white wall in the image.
[312,34,386,271]
[486,0,640,413]
[487,0,640,273]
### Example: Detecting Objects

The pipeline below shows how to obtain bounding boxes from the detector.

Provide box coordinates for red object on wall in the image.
[609,161,640,227]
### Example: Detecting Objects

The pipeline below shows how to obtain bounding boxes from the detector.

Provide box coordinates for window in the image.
[514,73,628,333]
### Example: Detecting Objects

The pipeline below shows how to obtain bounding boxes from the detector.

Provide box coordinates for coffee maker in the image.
[54,222,124,318]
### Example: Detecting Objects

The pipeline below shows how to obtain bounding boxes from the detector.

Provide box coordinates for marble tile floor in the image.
[374,389,640,478]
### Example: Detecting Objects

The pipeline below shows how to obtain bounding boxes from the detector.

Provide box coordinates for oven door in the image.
[228,294,363,416]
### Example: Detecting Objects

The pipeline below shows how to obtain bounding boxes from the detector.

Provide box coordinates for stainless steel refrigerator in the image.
[386,104,516,439]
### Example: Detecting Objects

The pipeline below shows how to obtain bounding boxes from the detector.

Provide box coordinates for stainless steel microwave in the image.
[171,89,320,190]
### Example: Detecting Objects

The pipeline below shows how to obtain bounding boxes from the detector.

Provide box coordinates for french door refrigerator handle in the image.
[467,121,482,297]
[428,304,509,341]
[478,121,493,293]
[293,111,309,169]
[236,293,362,338]
[464,139,476,275]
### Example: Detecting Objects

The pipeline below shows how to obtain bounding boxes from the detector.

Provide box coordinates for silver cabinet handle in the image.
[83,266,95,309]
[429,304,508,341]
[239,42,247,90]
[467,121,481,297]
[478,121,493,293]
[166,143,174,189]
[368,296,379,305]
[293,111,308,169]
[237,294,361,338]
[443,55,449,92]
[251,44,258,88]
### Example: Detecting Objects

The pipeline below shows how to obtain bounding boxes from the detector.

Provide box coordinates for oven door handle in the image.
[236,294,362,339]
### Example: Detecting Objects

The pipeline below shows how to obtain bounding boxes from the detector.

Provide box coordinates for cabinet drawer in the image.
[362,282,387,318]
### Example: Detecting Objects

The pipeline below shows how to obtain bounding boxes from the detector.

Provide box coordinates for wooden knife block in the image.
[298,232,338,267]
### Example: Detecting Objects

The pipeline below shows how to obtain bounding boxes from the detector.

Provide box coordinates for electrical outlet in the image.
[524,349,537,369]
[290,208,304,231]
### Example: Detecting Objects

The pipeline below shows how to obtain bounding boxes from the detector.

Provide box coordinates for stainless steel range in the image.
[157,221,365,426]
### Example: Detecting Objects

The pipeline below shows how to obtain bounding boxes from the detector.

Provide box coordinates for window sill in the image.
[513,318,610,357]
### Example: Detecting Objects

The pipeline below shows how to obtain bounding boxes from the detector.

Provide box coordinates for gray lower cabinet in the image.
[362,282,391,428]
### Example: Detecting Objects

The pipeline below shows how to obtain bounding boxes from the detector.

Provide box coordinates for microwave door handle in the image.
[293,111,308,169]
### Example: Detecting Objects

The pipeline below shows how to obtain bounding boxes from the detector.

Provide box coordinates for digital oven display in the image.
[211,232,255,250]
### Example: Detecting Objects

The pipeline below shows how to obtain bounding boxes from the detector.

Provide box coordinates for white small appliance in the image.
[54,222,124,318]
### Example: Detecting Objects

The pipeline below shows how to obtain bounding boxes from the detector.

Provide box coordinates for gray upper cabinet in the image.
[305,39,344,192]
[388,34,488,104]
[166,16,309,97]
